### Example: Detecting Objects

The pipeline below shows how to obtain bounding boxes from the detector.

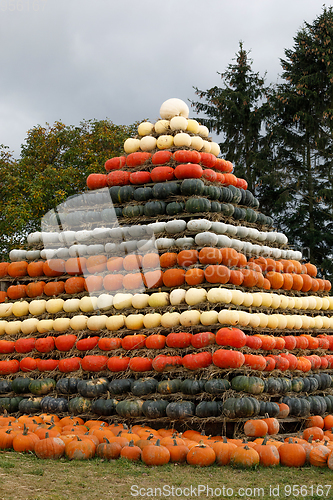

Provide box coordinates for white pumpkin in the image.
[210,142,221,156]
[257,313,268,328]
[169,289,186,305]
[180,310,201,327]
[37,319,54,333]
[200,310,218,326]
[29,299,47,316]
[201,140,211,153]
[5,320,22,335]
[69,315,88,331]
[170,116,188,131]
[46,299,64,314]
[266,315,279,329]
[190,135,204,150]
[148,292,169,308]
[187,219,212,232]
[105,315,125,331]
[132,294,150,309]
[63,298,81,313]
[161,312,180,328]
[230,290,244,306]
[185,288,207,306]
[218,310,240,326]
[87,315,107,331]
[197,125,209,137]
[207,288,232,304]
[165,220,187,234]
[186,119,200,134]
[159,98,189,119]
[173,132,191,147]
[140,136,157,151]
[21,318,39,335]
[143,313,162,329]
[12,301,29,317]
[79,295,98,312]
[0,320,7,335]
[0,303,13,318]
[251,294,263,308]
[96,294,113,310]
[156,135,174,149]
[125,314,144,330]
[154,119,170,134]
[195,232,218,247]
[242,293,254,307]
[138,121,154,136]
[53,317,71,332]
[248,314,261,328]
[112,294,133,310]
[124,138,140,153]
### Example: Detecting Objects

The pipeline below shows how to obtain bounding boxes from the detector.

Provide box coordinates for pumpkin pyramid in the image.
[0,97,332,433]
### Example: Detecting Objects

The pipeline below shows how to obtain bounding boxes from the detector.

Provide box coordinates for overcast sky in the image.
[0,0,327,158]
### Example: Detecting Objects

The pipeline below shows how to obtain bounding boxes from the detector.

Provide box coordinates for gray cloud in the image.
[0,0,327,157]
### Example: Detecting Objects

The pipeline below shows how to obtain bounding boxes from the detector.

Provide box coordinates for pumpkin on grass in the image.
[278,438,306,467]
[186,440,216,467]
[65,435,96,460]
[230,445,259,468]
[253,436,280,467]
[141,439,170,466]
[34,432,65,459]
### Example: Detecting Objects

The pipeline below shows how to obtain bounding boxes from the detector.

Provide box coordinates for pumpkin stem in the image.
[45,432,49,439]
[128,440,134,447]
[308,435,313,443]
[104,438,110,444]
[244,445,250,450]
[263,435,269,445]
[147,434,154,440]
[198,439,206,448]
[223,436,228,444]
[288,438,293,444]
[156,439,161,446]
[173,439,178,446]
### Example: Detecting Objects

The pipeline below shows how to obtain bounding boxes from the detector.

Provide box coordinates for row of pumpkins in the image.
[0,98,333,434]
[1,411,333,468]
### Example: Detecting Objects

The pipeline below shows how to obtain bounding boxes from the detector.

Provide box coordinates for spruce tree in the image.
[191,42,272,194]
[269,7,333,278]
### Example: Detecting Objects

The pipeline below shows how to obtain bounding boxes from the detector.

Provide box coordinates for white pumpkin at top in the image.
[53,317,71,332]
[21,318,39,335]
[170,116,188,131]
[124,138,140,154]
[70,315,88,331]
[125,314,144,330]
[87,315,107,331]
[200,310,218,326]
[140,136,157,151]
[161,311,180,328]
[46,299,64,314]
[105,314,125,331]
[170,289,186,305]
[138,121,154,136]
[160,98,189,120]
[37,319,54,333]
[132,294,150,309]
[154,119,170,134]
[180,310,201,327]
[29,299,47,316]
[185,288,207,306]
[173,133,191,148]
[148,292,169,308]
[12,301,29,317]
[63,298,81,313]
[112,293,133,310]
[80,296,98,312]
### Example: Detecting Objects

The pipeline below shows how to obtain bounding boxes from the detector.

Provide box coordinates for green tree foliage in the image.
[268,6,333,278]
[191,42,272,193]
[0,119,137,259]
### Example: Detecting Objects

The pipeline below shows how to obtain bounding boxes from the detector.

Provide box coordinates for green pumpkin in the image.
[144,201,166,217]
[11,377,33,394]
[256,212,267,225]
[166,401,195,419]
[152,181,180,199]
[56,377,79,395]
[222,397,260,419]
[109,186,121,204]
[85,211,101,223]
[133,187,153,202]
[41,396,68,414]
[68,396,92,415]
[259,401,280,417]
[29,378,56,396]
[282,397,310,417]
[204,185,221,200]
[116,399,143,418]
[232,206,246,220]
[204,379,230,395]
[211,201,222,212]
[291,377,304,393]
[0,380,12,394]
[279,378,292,393]
[122,204,144,218]
[157,379,182,394]
[180,178,205,196]
[304,395,327,415]
[142,399,168,419]
[195,401,223,418]
[228,185,242,204]
[118,185,135,203]
[18,398,42,414]
[108,378,134,395]
[245,208,258,223]
[0,396,23,413]
[166,201,184,216]
[180,379,206,395]
[264,377,282,394]
[77,378,109,398]
[220,203,234,216]
[324,395,333,413]
[185,197,211,213]
[220,187,233,203]
[92,398,117,416]
[131,378,158,397]
[231,376,265,395]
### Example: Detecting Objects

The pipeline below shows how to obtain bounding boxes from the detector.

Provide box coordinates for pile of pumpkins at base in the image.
[0,97,333,436]
[2,412,333,468]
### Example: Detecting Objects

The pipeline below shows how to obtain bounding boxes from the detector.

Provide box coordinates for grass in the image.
[0,451,332,500]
